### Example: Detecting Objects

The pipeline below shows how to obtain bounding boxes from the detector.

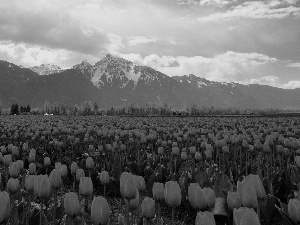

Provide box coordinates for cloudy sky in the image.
[0,0,300,88]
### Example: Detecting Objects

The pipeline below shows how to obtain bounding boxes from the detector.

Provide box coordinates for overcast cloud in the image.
[0,0,299,88]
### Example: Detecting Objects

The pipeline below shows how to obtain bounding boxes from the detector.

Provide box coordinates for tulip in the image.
[195,211,216,225]
[141,197,155,220]
[0,146,6,154]
[76,168,85,182]
[49,169,62,189]
[128,188,139,211]
[152,182,164,202]
[86,156,94,170]
[288,198,300,223]
[25,175,36,193]
[12,146,19,156]
[188,183,200,209]
[55,162,62,171]
[61,164,68,178]
[0,191,11,223]
[100,170,109,197]
[9,161,20,178]
[136,176,146,191]
[195,151,202,161]
[29,163,36,175]
[120,172,137,200]
[202,187,216,209]
[17,160,24,171]
[227,191,241,211]
[233,207,260,225]
[91,196,111,225]
[3,154,12,167]
[164,181,181,225]
[7,178,19,194]
[28,152,35,163]
[79,177,93,197]
[64,192,80,216]
[70,162,79,174]
[44,157,51,168]
[296,156,300,168]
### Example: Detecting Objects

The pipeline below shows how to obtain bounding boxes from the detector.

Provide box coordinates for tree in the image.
[26,104,31,113]
[93,103,99,115]
[10,104,19,115]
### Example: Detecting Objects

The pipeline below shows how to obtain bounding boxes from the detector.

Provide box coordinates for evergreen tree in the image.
[26,104,31,112]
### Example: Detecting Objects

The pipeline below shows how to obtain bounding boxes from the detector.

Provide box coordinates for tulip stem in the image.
[82,197,85,225]
[172,207,175,225]
[157,202,160,225]
[126,199,130,225]
[53,189,57,225]
[104,184,106,198]
[40,199,44,225]
[26,195,31,225]
[257,200,260,221]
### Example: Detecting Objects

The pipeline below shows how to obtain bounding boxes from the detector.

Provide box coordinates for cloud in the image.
[0,0,112,55]
[282,80,300,88]
[127,36,159,46]
[249,76,300,89]
[177,0,232,7]
[197,1,300,22]
[286,62,300,68]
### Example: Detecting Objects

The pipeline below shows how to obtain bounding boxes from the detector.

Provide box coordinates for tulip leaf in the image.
[260,195,276,225]
[213,172,233,198]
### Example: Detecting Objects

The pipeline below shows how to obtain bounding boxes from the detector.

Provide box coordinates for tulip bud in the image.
[49,169,63,189]
[233,207,260,225]
[79,177,93,197]
[91,196,111,225]
[28,152,35,163]
[9,161,20,178]
[288,198,300,223]
[29,163,36,175]
[195,211,216,225]
[1,146,6,154]
[0,191,11,223]
[86,157,94,169]
[12,146,19,156]
[128,188,139,210]
[70,162,78,175]
[25,175,36,193]
[64,192,80,216]
[152,182,164,202]
[164,181,181,208]
[7,144,13,153]
[136,176,146,191]
[195,151,202,161]
[76,168,85,182]
[181,152,188,161]
[202,187,216,209]
[205,150,212,160]
[172,147,179,156]
[248,174,266,200]
[55,162,62,170]
[34,175,51,199]
[120,172,136,200]
[7,178,19,194]
[141,197,155,219]
[227,191,241,211]
[17,160,24,171]
[44,157,51,167]
[3,155,12,167]
[61,164,68,178]
[100,171,110,185]
[238,178,258,208]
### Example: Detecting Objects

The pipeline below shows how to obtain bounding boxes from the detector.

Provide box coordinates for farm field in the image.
[0,115,300,225]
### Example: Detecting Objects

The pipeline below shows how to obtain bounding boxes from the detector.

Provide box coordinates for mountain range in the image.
[0,54,300,110]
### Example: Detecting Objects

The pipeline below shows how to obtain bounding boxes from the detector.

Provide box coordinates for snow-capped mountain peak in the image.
[29,64,64,75]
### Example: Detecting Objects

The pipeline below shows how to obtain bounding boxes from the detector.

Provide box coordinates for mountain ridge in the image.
[0,57,300,110]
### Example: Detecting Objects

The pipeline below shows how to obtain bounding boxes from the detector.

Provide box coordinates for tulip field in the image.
[1,115,300,225]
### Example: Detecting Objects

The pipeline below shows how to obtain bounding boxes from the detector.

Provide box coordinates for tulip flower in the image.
[70,162,79,175]
[195,211,216,225]
[49,169,62,189]
[7,178,19,194]
[120,172,137,200]
[55,162,62,171]
[64,192,80,217]
[296,156,300,168]
[100,170,109,197]
[17,160,24,171]
[3,154,12,167]
[188,183,200,209]
[61,164,68,178]
[91,196,111,225]
[288,198,300,223]
[128,188,139,211]
[79,177,93,197]
[136,176,146,191]
[0,146,6,154]
[141,197,155,221]
[233,207,260,225]
[152,182,164,202]
[44,157,51,168]
[227,191,241,211]
[202,187,216,209]
[76,168,85,182]
[29,163,36,175]
[25,175,36,193]
[34,175,51,199]
[0,191,11,223]
[164,181,181,225]
[9,161,20,178]
[28,152,35,163]
[86,156,94,170]
[12,146,19,156]
[238,179,258,209]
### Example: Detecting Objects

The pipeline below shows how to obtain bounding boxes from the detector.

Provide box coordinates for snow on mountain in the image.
[29,64,64,75]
